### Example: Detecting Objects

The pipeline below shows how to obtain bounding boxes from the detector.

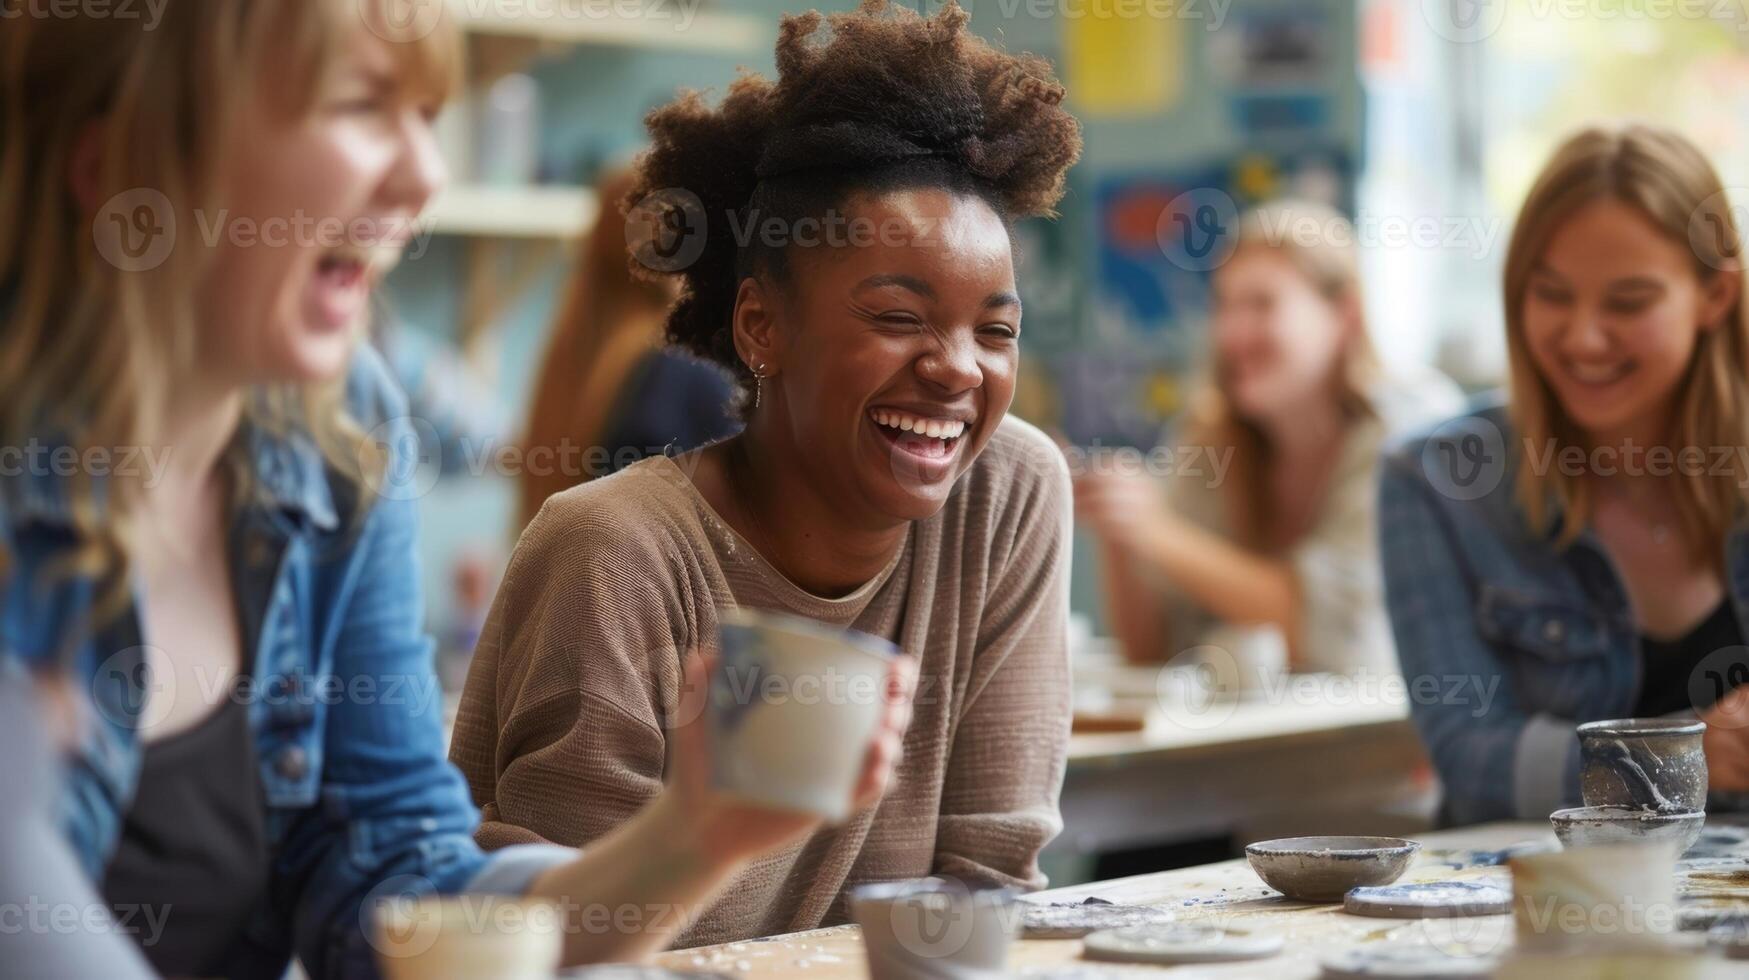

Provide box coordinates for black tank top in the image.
[1635,599,1747,716]
[103,689,271,977]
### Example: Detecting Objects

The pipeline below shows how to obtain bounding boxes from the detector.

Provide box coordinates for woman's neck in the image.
[1256,391,1347,463]
[151,383,244,508]
[710,423,909,599]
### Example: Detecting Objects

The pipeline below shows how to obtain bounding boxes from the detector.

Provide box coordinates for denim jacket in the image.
[0,347,571,979]
[1378,396,1749,827]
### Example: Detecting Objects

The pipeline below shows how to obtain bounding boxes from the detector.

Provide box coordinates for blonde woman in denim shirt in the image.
[1381,124,1749,826]
[0,5,911,977]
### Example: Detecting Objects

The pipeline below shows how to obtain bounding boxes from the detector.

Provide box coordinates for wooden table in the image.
[1052,683,1431,867]
[656,823,1561,978]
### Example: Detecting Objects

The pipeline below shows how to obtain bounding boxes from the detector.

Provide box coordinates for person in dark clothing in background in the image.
[517,166,740,531]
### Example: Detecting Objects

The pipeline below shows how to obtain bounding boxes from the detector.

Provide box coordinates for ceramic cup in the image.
[1577,718,1707,812]
[372,895,562,980]
[708,608,897,820]
[1509,840,1681,955]
[850,878,1021,980]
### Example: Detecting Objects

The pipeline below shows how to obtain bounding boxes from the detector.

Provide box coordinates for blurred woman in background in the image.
[0,4,907,975]
[1382,125,1749,824]
[1079,201,1462,676]
[517,166,738,531]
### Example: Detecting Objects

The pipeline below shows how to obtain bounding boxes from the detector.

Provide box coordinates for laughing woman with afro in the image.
[450,0,1084,946]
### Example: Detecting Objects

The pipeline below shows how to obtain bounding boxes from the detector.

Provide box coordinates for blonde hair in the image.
[1181,199,1380,548]
[0,1,458,604]
[1503,124,1749,562]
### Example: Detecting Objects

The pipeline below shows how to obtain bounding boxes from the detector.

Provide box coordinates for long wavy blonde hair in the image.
[1504,125,1749,563]
[0,1,458,604]
[1179,199,1380,549]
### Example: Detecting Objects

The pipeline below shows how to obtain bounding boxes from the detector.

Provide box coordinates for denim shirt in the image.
[1378,396,1749,827]
[0,347,571,979]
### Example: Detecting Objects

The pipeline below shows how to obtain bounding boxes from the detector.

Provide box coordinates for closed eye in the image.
[877,312,924,327]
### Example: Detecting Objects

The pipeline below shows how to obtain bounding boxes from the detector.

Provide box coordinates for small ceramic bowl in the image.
[1245,836,1421,903]
[1549,805,1706,854]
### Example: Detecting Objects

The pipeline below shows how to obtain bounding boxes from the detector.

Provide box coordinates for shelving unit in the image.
[424,184,599,239]
[448,0,764,53]
[422,1,766,344]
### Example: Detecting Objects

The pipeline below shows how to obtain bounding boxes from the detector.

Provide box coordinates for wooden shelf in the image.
[424,184,598,238]
[449,0,764,52]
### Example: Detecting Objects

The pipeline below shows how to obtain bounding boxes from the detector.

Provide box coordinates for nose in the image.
[915,329,983,395]
[1560,305,1614,358]
[382,107,448,221]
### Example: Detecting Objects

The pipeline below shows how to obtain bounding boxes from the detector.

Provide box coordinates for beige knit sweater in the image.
[449,416,1073,948]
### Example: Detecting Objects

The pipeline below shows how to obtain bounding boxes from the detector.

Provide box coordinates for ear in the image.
[1700,261,1742,334]
[731,277,784,375]
[67,118,108,217]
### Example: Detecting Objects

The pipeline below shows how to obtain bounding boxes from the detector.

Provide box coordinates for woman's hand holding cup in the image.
[665,641,919,869]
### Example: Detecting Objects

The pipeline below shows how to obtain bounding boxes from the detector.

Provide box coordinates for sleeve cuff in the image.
[1513,713,1580,820]
[463,843,578,896]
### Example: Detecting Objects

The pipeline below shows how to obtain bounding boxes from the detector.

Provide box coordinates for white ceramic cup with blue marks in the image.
[709,607,898,820]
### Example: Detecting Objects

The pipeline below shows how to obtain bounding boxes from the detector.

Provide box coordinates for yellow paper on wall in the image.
[1065,0,1183,117]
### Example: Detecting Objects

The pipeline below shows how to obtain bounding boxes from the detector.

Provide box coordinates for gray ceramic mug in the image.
[850,879,1020,980]
[1577,718,1707,812]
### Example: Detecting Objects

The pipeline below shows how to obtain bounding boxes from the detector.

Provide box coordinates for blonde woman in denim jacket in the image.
[1380,125,1749,826]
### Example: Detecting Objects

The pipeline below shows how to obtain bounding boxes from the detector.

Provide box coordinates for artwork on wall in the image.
[1090,147,1354,358]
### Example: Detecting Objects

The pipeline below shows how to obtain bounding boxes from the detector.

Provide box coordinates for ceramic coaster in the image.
[1320,945,1501,978]
[1343,881,1511,919]
[1019,898,1175,939]
[1081,923,1285,965]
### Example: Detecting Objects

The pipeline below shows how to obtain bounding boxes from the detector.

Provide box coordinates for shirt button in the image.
[1543,620,1565,643]
[275,745,309,781]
